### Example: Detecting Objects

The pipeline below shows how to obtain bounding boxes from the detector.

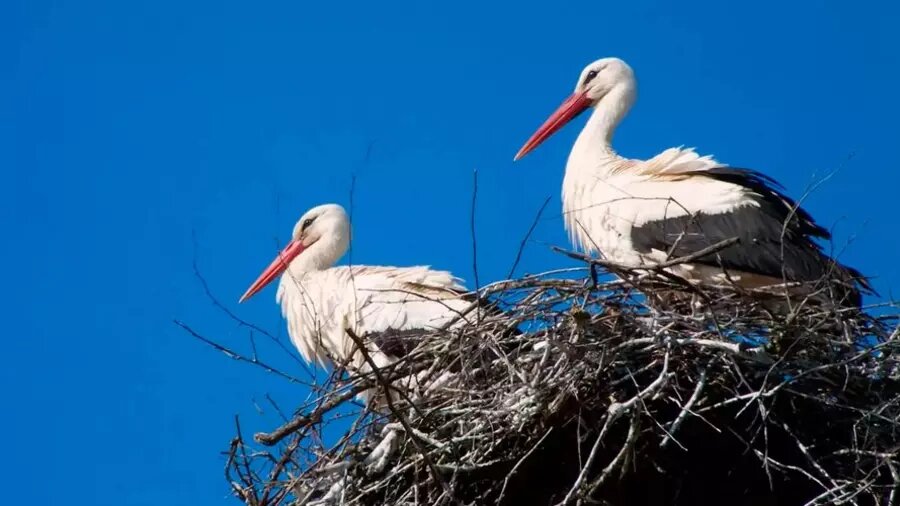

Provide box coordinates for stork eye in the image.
[583,69,599,85]
[301,217,316,231]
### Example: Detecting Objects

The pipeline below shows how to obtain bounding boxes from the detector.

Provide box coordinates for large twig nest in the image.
[223,271,900,506]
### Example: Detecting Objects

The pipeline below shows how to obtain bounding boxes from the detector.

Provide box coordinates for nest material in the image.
[225,271,900,506]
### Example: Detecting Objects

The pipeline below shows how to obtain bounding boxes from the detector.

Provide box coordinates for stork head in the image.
[239,203,350,303]
[514,57,636,160]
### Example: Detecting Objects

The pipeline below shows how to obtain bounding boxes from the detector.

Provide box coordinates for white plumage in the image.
[561,149,743,265]
[240,204,476,385]
[277,264,471,371]
[515,57,869,304]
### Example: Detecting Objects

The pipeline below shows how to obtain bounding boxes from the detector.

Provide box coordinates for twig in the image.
[190,233,309,373]
[233,416,259,506]
[497,427,554,503]
[661,366,708,448]
[471,168,480,293]
[174,320,307,385]
[507,196,552,279]
[552,236,740,272]
[558,432,604,506]
[585,411,642,496]
[253,387,362,446]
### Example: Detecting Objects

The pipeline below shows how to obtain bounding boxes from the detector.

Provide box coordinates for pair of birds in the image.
[239,57,871,383]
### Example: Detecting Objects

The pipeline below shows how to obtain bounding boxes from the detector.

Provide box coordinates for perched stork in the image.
[514,57,870,306]
[239,203,478,394]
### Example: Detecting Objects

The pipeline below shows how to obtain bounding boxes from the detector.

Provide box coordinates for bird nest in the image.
[218,266,900,506]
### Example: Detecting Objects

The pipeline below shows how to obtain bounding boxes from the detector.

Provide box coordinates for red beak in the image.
[239,240,307,303]
[514,90,592,161]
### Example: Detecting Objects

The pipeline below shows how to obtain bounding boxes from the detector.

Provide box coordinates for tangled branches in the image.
[213,268,900,506]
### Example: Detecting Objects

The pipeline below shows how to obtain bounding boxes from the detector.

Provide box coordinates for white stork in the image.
[514,57,870,306]
[238,203,478,394]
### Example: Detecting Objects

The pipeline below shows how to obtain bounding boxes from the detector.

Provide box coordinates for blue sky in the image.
[3,0,899,504]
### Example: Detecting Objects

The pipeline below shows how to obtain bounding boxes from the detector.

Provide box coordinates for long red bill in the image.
[239,240,307,303]
[514,90,592,161]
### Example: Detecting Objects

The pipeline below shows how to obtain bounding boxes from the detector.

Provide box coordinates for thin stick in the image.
[552,236,740,272]
[507,196,552,279]
[174,320,307,385]
[253,387,361,446]
[471,168,480,292]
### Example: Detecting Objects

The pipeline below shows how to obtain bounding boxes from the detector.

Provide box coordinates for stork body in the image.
[516,58,870,305]
[277,265,471,372]
[239,204,476,382]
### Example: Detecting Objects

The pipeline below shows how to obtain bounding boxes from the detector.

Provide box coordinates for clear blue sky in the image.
[3,0,899,503]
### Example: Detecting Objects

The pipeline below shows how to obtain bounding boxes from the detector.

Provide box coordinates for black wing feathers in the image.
[701,167,831,240]
[630,166,871,303]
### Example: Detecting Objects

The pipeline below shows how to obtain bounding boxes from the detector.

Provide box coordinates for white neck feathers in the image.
[568,83,635,171]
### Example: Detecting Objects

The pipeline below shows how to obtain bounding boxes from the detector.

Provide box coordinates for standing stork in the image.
[514,57,871,306]
[239,203,478,395]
